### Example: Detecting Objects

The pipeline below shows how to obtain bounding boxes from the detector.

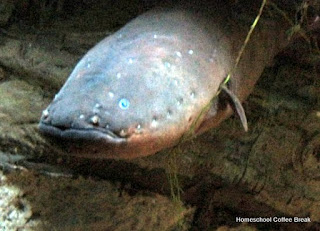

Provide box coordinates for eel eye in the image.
[119,98,130,110]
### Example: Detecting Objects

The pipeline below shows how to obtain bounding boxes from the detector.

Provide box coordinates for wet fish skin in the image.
[39,2,289,159]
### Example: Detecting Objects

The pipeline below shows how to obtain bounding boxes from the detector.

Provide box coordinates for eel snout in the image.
[38,93,185,159]
[38,6,232,159]
[38,35,201,159]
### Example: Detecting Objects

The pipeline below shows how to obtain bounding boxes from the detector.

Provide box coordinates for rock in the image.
[0,170,193,230]
[0,1,14,26]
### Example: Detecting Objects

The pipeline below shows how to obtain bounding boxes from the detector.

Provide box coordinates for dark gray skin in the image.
[39,2,289,159]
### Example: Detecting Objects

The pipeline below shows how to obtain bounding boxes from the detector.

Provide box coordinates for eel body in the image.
[39,2,289,159]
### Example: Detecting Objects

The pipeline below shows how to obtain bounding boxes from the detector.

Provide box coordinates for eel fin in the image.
[220,85,248,132]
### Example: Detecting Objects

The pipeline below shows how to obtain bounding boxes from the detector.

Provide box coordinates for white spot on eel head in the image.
[164,62,171,68]
[42,109,49,118]
[108,92,114,98]
[135,124,142,133]
[151,118,158,127]
[91,115,99,125]
[119,129,127,137]
[188,50,194,55]
[209,50,217,62]
[93,103,102,114]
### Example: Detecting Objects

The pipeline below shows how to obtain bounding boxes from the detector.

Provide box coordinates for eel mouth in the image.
[38,121,180,159]
[38,122,126,144]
